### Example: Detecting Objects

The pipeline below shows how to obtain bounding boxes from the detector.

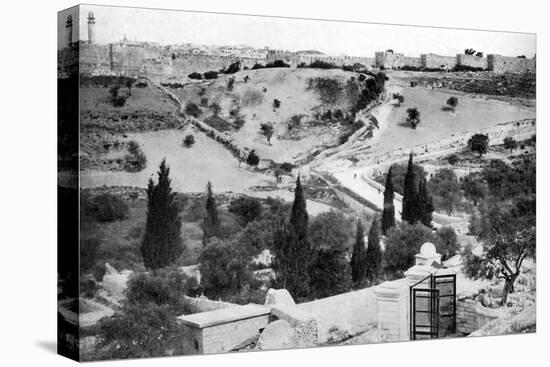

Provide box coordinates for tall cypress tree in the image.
[382,166,396,235]
[290,175,309,244]
[402,152,418,223]
[202,181,221,244]
[272,175,312,300]
[417,178,434,228]
[350,220,367,283]
[141,159,183,270]
[365,217,382,282]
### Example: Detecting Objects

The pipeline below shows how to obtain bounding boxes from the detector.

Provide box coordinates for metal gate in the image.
[410,274,456,340]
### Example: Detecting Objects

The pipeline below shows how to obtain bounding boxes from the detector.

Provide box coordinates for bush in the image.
[384,222,437,276]
[86,193,129,222]
[199,238,253,299]
[225,61,241,74]
[125,268,193,313]
[199,97,208,107]
[246,150,260,166]
[280,162,295,172]
[183,134,195,147]
[227,77,235,91]
[264,60,290,68]
[228,197,263,225]
[184,102,201,118]
[273,99,281,109]
[203,71,219,79]
[188,72,203,80]
[209,102,221,116]
[435,226,460,260]
[307,77,343,105]
[125,140,147,172]
[448,154,459,165]
[308,60,339,69]
[108,85,128,107]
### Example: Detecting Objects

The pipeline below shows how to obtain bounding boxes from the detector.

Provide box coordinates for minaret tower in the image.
[65,15,73,48]
[87,12,96,44]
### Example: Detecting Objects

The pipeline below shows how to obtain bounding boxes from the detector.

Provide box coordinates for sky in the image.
[58,5,536,58]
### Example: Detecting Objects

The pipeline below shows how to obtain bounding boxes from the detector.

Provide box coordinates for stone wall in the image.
[421,53,457,70]
[456,297,501,335]
[59,40,536,79]
[375,51,422,69]
[297,287,378,341]
[488,54,536,74]
[456,54,488,70]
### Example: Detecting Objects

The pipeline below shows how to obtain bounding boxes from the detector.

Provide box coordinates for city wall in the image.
[59,41,536,79]
[421,53,457,70]
[488,54,536,73]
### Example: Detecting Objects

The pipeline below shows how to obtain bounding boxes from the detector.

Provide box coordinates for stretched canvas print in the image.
[58,4,537,362]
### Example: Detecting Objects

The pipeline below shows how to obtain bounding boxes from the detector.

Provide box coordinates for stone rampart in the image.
[456,54,488,70]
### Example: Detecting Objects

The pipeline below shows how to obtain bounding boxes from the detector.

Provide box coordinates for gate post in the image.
[373,279,410,342]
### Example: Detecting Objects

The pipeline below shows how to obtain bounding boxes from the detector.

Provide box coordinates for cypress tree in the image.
[272,175,312,300]
[382,166,396,235]
[202,181,221,244]
[402,152,418,223]
[272,220,311,300]
[417,178,434,228]
[290,175,309,244]
[141,159,183,270]
[350,220,367,283]
[365,217,382,282]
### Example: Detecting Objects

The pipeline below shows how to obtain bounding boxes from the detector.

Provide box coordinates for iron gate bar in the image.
[410,274,456,340]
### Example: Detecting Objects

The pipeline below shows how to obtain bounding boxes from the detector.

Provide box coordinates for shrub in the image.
[308,60,339,69]
[280,162,295,172]
[108,85,128,107]
[199,97,208,107]
[199,238,253,299]
[209,102,221,116]
[448,154,459,165]
[435,226,460,260]
[87,193,129,222]
[264,60,290,68]
[125,140,147,172]
[272,99,281,109]
[307,77,343,105]
[228,197,263,225]
[184,102,201,118]
[246,150,260,166]
[227,77,235,91]
[384,222,436,276]
[188,72,203,80]
[225,61,241,74]
[183,134,195,147]
[203,71,219,79]
[125,268,192,313]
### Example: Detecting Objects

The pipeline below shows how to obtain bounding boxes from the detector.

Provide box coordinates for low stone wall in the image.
[456,297,501,335]
[297,287,378,342]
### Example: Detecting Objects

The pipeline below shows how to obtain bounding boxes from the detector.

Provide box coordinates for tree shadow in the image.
[36,340,57,354]
[441,106,454,112]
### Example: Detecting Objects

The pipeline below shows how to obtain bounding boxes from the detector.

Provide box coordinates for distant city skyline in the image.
[58,5,536,58]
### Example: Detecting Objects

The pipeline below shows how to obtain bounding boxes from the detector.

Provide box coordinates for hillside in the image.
[169,68,369,163]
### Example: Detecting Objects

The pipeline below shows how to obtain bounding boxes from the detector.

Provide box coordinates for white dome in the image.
[420,242,437,257]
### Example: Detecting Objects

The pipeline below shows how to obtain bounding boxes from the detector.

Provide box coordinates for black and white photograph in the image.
[55,3,537,363]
